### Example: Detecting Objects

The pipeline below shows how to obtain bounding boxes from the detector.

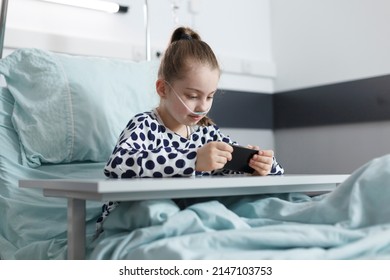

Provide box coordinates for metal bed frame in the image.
[0,0,8,58]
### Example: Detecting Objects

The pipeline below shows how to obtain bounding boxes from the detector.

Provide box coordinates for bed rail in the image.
[0,0,9,58]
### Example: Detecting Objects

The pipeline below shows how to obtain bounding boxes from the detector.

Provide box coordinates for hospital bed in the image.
[1,1,390,260]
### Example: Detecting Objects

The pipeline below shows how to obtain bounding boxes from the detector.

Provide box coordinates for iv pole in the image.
[144,0,151,61]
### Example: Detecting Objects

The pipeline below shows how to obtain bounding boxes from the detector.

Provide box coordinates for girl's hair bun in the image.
[170,27,201,44]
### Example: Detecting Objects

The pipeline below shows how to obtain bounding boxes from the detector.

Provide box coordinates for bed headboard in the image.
[0,0,153,60]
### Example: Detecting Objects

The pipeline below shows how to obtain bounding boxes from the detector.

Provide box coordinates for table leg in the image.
[67,198,86,260]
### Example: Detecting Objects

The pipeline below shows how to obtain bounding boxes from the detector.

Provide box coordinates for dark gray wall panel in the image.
[209,89,273,129]
[211,74,390,129]
[274,74,390,128]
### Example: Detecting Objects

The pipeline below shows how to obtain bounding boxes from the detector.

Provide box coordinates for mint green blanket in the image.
[1,154,390,259]
[89,154,390,259]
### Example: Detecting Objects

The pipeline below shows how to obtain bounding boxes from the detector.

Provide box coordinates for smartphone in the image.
[223,144,259,174]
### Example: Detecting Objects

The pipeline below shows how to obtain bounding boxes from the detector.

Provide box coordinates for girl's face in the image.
[159,61,219,127]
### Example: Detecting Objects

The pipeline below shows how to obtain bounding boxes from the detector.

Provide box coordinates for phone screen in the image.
[223,145,258,173]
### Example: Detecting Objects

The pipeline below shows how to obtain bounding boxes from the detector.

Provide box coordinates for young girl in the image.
[103,27,284,179]
[97,27,284,233]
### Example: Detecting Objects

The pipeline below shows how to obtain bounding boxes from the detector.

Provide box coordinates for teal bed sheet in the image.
[2,153,390,259]
[0,156,104,259]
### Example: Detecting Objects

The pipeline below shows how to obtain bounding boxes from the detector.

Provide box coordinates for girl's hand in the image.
[196,142,233,171]
[247,145,274,176]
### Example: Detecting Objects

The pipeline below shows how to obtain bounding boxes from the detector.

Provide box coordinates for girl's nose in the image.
[197,99,209,111]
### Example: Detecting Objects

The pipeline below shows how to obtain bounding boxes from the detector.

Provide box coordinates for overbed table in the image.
[19,174,349,260]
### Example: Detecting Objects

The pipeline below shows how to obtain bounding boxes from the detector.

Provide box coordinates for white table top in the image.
[19,174,350,201]
[19,174,350,260]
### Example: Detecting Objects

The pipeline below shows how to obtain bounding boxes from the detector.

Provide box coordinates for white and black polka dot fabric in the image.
[96,109,284,234]
[104,109,283,178]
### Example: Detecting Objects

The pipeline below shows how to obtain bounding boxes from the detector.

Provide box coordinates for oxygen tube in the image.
[165,81,211,116]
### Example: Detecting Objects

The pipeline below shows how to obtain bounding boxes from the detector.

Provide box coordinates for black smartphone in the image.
[223,144,259,174]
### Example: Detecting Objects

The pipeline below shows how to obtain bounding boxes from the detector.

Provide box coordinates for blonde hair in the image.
[158,27,220,126]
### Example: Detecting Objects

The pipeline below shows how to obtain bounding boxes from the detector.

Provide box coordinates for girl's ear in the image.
[156,79,166,98]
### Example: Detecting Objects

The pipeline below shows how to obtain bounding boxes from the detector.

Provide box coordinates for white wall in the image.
[4,0,276,93]
[275,121,390,174]
[2,0,276,150]
[222,128,275,152]
[271,0,390,174]
[271,0,390,92]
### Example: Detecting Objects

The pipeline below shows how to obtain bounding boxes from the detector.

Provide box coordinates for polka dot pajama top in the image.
[96,109,284,234]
